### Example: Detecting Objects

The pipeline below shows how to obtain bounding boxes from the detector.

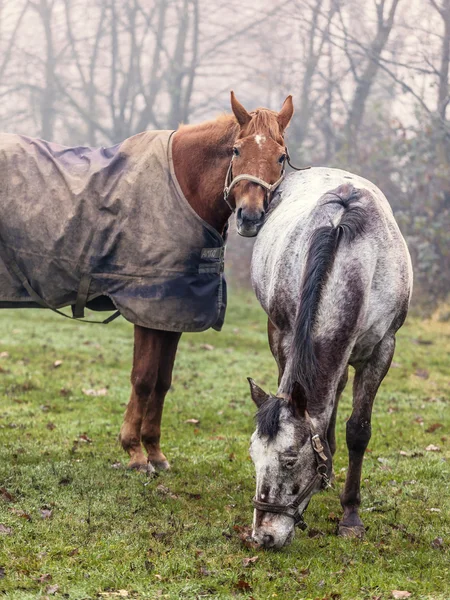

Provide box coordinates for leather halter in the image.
[252,412,330,531]
[223,148,310,212]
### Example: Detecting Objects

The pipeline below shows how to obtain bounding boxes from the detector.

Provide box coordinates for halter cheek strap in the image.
[223,148,310,213]
[252,411,330,531]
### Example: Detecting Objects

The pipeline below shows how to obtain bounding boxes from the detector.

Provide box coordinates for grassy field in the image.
[0,291,449,600]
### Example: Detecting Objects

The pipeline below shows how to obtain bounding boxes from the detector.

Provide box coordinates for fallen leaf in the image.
[0,351,9,358]
[308,528,325,538]
[110,461,122,469]
[0,487,15,502]
[10,508,31,520]
[40,509,53,519]
[0,524,12,535]
[46,584,59,595]
[184,418,200,424]
[200,344,214,351]
[199,565,211,576]
[431,536,444,549]
[414,368,429,379]
[77,434,92,443]
[399,451,409,456]
[37,573,52,583]
[0,566,5,579]
[59,388,71,396]
[82,388,108,396]
[233,524,258,549]
[242,556,259,567]
[425,423,443,433]
[46,422,56,431]
[99,592,129,598]
[425,444,440,452]
[53,360,63,368]
[68,548,79,556]
[235,579,252,591]
[428,508,441,512]
[327,512,340,522]
[392,592,411,599]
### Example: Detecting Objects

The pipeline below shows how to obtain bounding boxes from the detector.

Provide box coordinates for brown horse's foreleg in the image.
[120,326,165,471]
[140,331,181,471]
[339,334,395,537]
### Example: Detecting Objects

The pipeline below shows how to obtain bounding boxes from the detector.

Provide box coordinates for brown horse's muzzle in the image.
[236,205,265,237]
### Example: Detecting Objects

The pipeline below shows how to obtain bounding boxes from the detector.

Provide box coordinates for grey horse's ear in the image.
[248,378,269,408]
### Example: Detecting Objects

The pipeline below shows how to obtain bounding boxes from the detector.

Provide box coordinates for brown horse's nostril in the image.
[262,534,275,548]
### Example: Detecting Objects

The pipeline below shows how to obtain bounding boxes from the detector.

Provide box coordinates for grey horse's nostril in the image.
[262,534,275,548]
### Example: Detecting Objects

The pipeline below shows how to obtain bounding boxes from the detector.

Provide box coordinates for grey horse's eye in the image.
[282,458,297,470]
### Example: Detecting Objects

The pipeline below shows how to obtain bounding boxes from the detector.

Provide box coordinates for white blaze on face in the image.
[254,134,266,149]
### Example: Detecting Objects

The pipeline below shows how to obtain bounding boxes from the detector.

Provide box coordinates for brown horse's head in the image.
[228,92,294,237]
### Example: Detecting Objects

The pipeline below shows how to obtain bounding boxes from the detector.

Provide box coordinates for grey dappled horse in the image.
[249,168,413,549]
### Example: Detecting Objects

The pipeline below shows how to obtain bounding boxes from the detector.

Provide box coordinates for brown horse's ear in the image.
[248,378,269,408]
[231,91,252,127]
[278,95,294,132]
[290,381,307,418]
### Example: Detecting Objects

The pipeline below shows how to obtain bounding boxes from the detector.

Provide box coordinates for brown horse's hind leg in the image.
[140,331,181,471]
[120,327,166,472]
[339,334,395,538]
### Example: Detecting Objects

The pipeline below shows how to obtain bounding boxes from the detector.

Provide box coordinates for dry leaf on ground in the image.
[242,556,259,567]
[392,591,411,599]
[185,418,200,424]
[425,444,440,452]
[200,344,214,351]
[46,584,59,595]
[40,509,53,519]
[0,524,12,535]
[53,360,63,368]
[82,387,108,396]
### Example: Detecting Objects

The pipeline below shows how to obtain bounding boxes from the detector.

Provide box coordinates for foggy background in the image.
[0,0,448,312]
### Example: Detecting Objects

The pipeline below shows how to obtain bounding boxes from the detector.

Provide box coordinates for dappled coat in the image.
[0,131,226,332]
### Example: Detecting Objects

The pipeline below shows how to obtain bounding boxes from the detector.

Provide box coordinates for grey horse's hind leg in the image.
[339,334,396,538]
[328,367,348,457]
[267,319,288,385]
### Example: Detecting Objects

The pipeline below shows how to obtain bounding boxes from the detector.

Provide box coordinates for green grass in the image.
[0,291,449,600]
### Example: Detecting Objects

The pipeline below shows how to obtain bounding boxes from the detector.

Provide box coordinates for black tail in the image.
[286,185,367,398]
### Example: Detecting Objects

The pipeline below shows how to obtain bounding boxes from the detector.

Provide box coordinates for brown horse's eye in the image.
[233,147,240,157]
[278,153,286,164]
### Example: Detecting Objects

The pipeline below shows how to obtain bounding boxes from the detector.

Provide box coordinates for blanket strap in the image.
[0,239,120,325]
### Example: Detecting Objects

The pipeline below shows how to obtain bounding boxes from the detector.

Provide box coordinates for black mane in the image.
[256,396,291,440]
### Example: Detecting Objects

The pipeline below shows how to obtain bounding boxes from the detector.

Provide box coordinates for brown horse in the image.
[119,92,294,472]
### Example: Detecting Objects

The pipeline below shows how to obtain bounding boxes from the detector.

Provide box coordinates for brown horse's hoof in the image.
[338,524,365,538]
[149,459,171,472]
[128,460,155,475]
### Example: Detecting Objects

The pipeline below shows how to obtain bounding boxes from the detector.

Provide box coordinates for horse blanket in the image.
[0,130,226,332]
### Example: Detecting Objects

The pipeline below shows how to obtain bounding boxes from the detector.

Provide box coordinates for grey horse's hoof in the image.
[338,524,365,538]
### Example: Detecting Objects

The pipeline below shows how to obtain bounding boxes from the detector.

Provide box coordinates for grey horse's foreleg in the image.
[339,334,396,537]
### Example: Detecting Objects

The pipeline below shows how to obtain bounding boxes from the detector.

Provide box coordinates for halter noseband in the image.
[252,413,330,531]
[223,150,287,213]
[223,148,310,213]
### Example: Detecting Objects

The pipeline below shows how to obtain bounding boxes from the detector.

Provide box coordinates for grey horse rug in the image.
[0,130,226,332]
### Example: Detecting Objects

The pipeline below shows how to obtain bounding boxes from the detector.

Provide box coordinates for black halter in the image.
[252,413,330,531]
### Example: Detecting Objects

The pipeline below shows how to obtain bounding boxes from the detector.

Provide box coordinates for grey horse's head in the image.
[248,379,331,549]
